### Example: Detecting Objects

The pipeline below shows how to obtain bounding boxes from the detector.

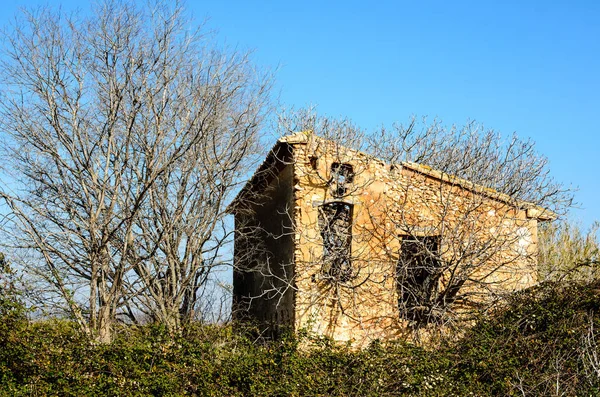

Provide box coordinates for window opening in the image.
[330,163,354,197]
[397,236,442,323]
[318,202,353,282]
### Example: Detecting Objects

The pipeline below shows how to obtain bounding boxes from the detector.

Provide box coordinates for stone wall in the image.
[231,133,546,346]
[232,144,296,336]
[290,135,540,346]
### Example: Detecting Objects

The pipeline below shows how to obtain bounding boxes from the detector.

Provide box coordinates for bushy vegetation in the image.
[539,220,600,282]
[453,281,600,395]
[1,279,600,396]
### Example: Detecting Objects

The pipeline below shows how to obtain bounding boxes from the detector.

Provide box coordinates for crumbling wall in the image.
[292,140,404,344]
[384,166,539,314]
[290,136,540,347]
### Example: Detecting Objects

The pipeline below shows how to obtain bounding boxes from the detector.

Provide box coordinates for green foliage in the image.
[1,278,600,395]
[539,220,600,281]
[0,251,27,345]
[453,280,600,395]
[0,320,451,396]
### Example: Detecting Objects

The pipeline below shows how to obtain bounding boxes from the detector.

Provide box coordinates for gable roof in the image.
[226,137,295,214]
[228,132,556,221]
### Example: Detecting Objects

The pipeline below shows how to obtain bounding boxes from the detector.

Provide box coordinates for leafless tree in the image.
[367,117,572,215]
[362,118,573,331]
[125,119,268,333]
[0,0,271,341]
[373,119,569,332]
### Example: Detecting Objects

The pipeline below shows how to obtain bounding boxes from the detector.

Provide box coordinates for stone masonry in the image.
[228,131,555,347]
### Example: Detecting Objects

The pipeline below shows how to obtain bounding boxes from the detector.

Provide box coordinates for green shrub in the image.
[452,280,600,395]
[1,279,600,395]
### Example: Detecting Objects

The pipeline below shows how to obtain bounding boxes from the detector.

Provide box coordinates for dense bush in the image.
[1,280,600,396]
[0,322,444,396]
[452,280,600,395]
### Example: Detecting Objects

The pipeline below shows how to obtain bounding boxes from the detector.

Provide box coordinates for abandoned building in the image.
[228,131,555,346]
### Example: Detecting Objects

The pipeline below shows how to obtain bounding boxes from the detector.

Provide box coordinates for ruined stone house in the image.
[228,131,555,346]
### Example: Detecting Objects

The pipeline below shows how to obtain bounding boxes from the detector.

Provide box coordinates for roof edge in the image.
[400,161,557,221]
[227,133,557,222]
[226,136,300,214]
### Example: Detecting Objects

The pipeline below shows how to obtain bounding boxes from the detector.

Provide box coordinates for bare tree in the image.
[361,118,572,330]
[367,117,572,215]
[0,1,271,341]
[126,118,268,333]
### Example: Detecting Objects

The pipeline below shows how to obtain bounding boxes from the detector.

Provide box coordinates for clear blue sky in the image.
[2,0,599,227]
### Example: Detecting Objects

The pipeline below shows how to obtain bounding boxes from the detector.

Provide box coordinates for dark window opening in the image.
[397,236,442,324]
[330,163,354,197]
[318,202,353,282]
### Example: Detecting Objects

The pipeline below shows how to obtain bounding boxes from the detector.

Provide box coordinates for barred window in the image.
[397,236,442,322]
[318,202,353,282]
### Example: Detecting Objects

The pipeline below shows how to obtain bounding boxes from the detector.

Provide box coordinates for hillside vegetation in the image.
[1,280,600,396]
